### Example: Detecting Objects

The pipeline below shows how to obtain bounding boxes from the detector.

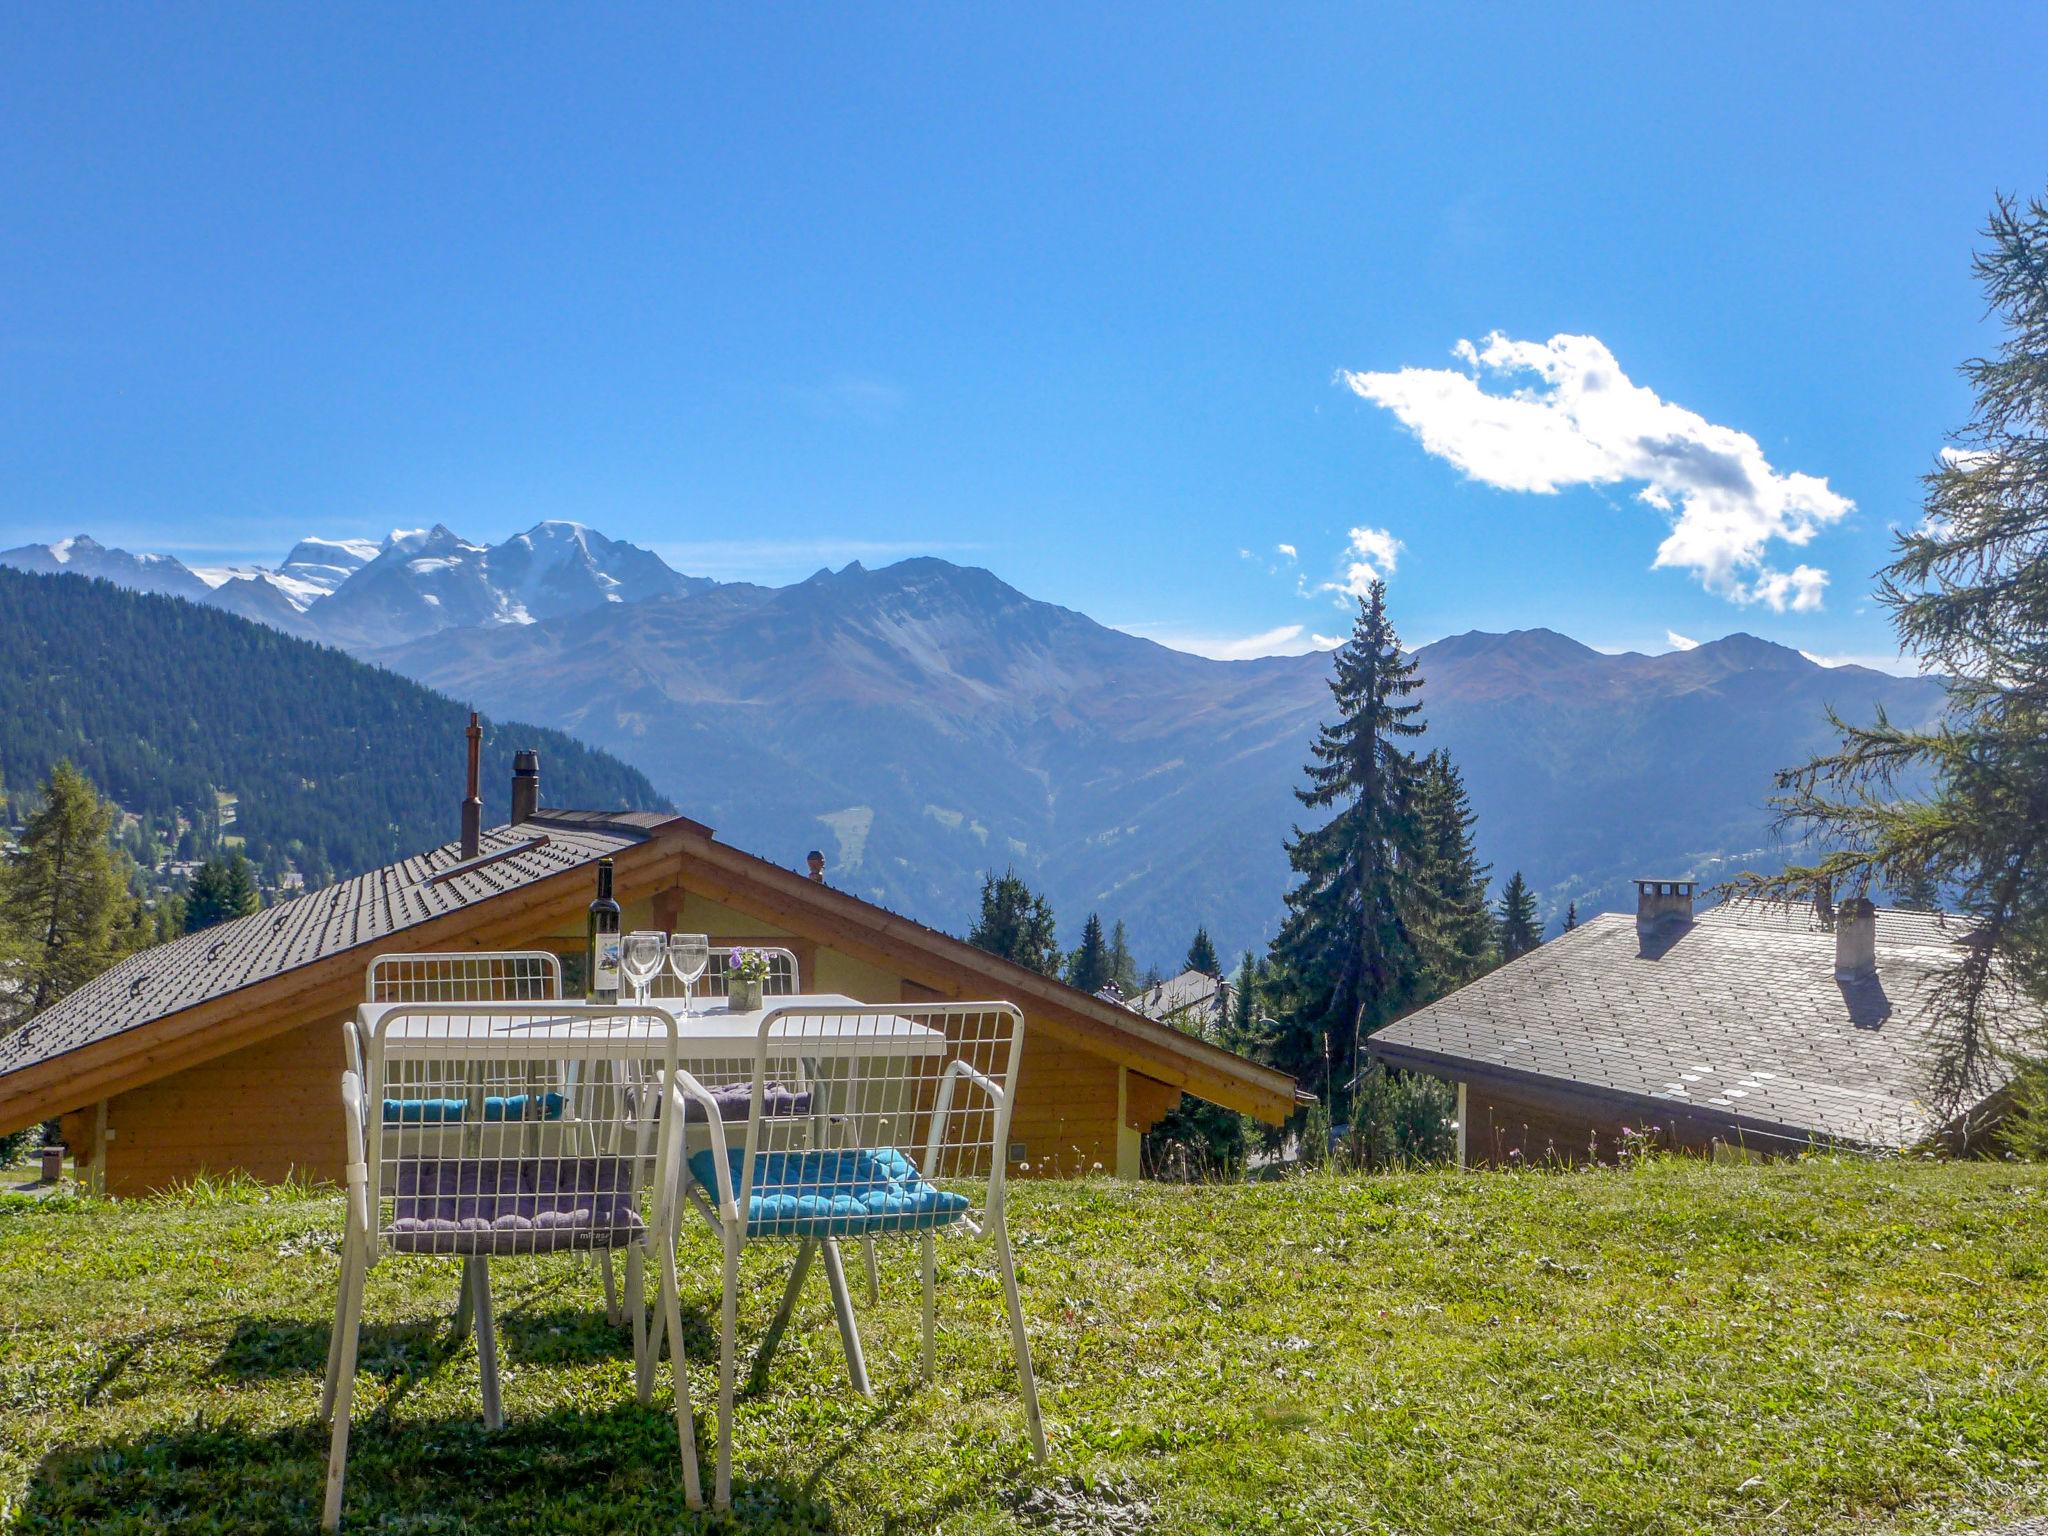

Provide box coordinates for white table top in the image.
[359,992,945,1061]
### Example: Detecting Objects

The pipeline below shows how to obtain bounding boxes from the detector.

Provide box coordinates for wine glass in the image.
[621,931,666,1004]
[669,932,710,1015]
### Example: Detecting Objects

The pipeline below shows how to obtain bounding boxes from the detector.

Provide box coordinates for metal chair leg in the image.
[992,1219,1045,1461]
[752,1238,817,1383]
[472,1261,504,1430]
[321,1254,367,1529]
[862,1236,880,1306]
[820,1238,872,1398]
[628,1246,650,1404]
[320,1234,362,1424]
[601,1250,620,1326]
[716,1229,741,1510]
[659,1240,704,1510]
[920,1232,937,1379]
[452,1259,475,1342]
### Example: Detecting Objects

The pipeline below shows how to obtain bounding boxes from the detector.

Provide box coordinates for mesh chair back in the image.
[686,1003,1023,1236]
[362,1004,681,1261]
[365,951,563,1004]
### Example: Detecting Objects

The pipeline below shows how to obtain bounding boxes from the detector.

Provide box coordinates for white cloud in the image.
[1275,543,1298,560]
[1317,524,1403,604]
[1341,332,1853,611]
[1665,630,1699,651]
[1310,632,1345,649]
[1113,621,1330,660]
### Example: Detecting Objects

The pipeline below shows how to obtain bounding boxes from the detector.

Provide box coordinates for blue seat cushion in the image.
[382,1091,565,1124]
[687,1145,971,1236]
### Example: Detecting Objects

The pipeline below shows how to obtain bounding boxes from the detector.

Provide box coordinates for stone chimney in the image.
[511,749,541,826]
[460,712,483,859]
[1635,878,1695,933]
[1834,896,1877,979]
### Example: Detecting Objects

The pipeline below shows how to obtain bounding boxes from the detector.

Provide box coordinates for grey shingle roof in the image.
[1367,901,2027,1149]
[0,811,654,1082]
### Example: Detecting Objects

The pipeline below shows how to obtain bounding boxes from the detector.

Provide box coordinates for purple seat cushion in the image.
[680,1081,812,1124]
[388,1156,644,1255]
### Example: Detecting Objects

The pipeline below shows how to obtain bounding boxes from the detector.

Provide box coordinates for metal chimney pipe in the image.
[460,712,483,858]
[511,749,540,825]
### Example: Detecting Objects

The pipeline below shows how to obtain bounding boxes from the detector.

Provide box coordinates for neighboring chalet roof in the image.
[0,813,653,1081]
[1134,969,1231,1024]
[0,808,1295,1131]
[1366,900,2026,1151]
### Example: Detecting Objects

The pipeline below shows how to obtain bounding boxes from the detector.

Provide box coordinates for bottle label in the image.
[595,935,621,992]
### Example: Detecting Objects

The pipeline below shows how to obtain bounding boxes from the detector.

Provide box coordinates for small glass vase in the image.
[728,976,764,1012]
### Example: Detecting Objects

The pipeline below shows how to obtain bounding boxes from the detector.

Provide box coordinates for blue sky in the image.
[3,5,2042,669]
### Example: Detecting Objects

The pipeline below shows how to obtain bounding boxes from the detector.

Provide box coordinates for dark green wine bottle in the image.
[586,857,621,1002]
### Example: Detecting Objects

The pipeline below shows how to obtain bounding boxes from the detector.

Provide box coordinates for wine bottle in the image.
[586,857,621,1002]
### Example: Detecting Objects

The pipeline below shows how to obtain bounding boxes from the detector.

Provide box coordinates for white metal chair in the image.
[338,953,567,1351]
[321,1003,701,1528]
[676,1001,1044,1507]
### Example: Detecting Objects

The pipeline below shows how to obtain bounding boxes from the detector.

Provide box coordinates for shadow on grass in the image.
[15,1404,845,1534]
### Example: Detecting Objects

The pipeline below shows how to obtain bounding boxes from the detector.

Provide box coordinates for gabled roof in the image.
[0,813,653,1081]
[1367,901,2028,1150]
[1133,969,1230,1022]
[0,808,1296,1129]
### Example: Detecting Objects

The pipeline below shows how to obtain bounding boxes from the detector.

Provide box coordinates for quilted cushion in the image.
[388,1156,642,1254]
[381,1092,565,1124]
[679,1081,813,1124]
[687,1145,971,1236]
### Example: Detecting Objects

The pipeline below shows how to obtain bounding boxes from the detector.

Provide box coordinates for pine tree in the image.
[1106,919,1139,996]
[1230,950,1259,1040]
[185,851,261,933]
[0,761,137,1029]
[966,867,1062,977]
[1408,750,1495,995]
[1563,900,1579,933]
[1747,194,2048,1113]
[1185,926,1220,976]
[1066,912,1112,993]
[1270,580,1427,1098]
[1496,871,1541,962]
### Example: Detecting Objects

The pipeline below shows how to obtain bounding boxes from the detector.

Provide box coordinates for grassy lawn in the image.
[2,1159,2046,1534]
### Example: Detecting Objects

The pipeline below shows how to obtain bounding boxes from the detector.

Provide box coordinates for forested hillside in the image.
[0,569,669,883]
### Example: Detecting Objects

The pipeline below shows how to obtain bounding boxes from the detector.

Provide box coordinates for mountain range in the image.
[1,526,1950,962]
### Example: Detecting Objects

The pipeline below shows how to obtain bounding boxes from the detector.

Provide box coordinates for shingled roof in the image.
[1367,899,2027,1150]
[0,811,654,1081]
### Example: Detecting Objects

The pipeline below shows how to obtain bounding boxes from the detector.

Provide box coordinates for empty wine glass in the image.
[669,932,710,1015]
[621,930,666,1003]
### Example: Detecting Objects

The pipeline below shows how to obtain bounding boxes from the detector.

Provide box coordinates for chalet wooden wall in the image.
[1462,1077,1772,1167]
[75,872,1174,1196]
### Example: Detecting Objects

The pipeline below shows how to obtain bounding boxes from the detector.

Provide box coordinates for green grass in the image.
[3,1159,2047,1533]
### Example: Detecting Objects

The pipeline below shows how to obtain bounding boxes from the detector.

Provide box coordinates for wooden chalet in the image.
[0,756,1295,1196]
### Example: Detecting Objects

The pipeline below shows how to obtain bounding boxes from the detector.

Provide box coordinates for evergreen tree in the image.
[0,761,136,1029]
[1106,919,1140,996]
[1409,750,1495,994]
[185,851,261,933]
[1562,900,1579,933]
[1496,871,1541,962]
[1892,866,1941,912]
[1270,580,1427,1098]
[1230,950,1259,1038]
[1066,911,1112,993]
[1184,926,1220,976]
[966,867,1062,977]
[1746,193,2048,1113]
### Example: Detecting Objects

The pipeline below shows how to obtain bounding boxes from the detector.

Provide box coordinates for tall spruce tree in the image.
[966,867,1062,977]
[1067,912,1112,993]
[185,851,261,933]
[1409,750,1495,994]
[1562,900,1579,933]
[1742,193,2048,1111]
[1185,926,1220,976]
[1106,919,1140,996]
[1496,871,1541,962]
[1230,950,1260,1039]
[1270,579,1427,1097]
[0,761,136,1029]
